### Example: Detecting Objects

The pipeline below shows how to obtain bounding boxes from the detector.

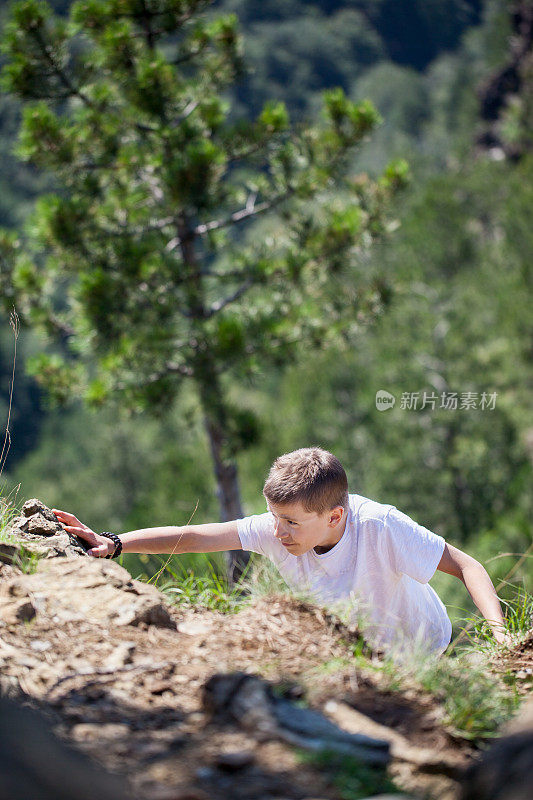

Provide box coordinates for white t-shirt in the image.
[237,493,452,661]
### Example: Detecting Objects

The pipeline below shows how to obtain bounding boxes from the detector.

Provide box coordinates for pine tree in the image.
[0,0,407,580]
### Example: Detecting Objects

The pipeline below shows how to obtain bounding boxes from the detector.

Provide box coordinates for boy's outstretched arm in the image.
[52,509,242,557]
[436,543,510,644]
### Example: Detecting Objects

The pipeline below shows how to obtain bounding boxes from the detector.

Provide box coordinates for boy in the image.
[53,447,511,660]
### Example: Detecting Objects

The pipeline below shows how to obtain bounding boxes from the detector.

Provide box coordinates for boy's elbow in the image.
[459,558,489,585]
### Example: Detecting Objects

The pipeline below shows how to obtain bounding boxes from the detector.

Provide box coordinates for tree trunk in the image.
[175,210,250,585]
[203,413,251,585]
[195,369,251,586]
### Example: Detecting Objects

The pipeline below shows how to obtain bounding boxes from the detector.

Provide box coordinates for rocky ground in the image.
[0,500,531,800]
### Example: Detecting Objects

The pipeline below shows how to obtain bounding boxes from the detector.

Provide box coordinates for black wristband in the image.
[100,531,123,559]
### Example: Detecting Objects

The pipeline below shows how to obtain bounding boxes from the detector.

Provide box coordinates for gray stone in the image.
[6,498,89,560]
[0,556,177,631]
[22,513,63,537]
[21,499,59,522]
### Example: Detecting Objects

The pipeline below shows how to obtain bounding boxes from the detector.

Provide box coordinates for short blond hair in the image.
[263,447,349,514]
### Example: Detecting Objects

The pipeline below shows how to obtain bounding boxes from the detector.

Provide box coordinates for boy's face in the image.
[265,498,347,556]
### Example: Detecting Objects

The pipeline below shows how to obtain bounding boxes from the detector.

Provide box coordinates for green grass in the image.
[135,550,314,613]
[157,558,250,614]
[296,747,402,800]
[136,551,255,613]
[0,493,42,574]
[468,580,533,648]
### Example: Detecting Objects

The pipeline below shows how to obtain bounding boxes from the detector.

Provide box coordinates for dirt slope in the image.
[0,547,531,800]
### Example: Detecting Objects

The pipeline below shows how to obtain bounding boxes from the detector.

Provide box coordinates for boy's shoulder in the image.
[348,493,395,525]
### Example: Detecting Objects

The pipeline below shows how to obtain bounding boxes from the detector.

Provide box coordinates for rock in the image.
[19,513,63,537]
[0,597,37,625]
[71,723,131,742]
[6,498,89,563]
[177,619,214,636]
[8,498,89,559]
[30,640,52,652]
[21,499,59,521]
[459,697,533,800]
[0,562,22,579]
[0,542,20,565]
[102,642,136,670]
[112,599,177,629]
[0,556,177,631]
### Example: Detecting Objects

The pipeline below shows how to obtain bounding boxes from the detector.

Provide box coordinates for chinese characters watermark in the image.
[375,390,497,411]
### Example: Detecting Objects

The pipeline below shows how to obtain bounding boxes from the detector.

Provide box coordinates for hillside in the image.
[1,500,532,800]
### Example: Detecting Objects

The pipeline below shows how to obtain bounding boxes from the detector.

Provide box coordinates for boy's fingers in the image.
[87,545,108,557]
[52,509,80,524]
[62,525,98,544]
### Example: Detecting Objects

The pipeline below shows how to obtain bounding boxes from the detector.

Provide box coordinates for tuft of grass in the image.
[466,580,533,650]
[296,747,401,800]
[141,552,254,614]
[136,551,312,615]
[11,545,41,574]
[0,529,41,575]
[1,492,42,575]
[417,651,519,740]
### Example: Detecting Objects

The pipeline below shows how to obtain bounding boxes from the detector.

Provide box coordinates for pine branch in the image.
[205,280,254,318]
[193,189,293,238]
[28,22,159,136]
[168,99,200,129]
[29,25,96,109]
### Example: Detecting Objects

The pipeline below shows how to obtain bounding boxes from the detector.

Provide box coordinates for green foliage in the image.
[296,747,399,800]
[0,495,41,573]
[0,0,404,529]
[25,352,86,407]
[151,556,250,614]
[0,1,396,409]
[469,582,533,645]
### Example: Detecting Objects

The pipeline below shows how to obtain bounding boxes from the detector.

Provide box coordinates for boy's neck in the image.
[313,512,349,554]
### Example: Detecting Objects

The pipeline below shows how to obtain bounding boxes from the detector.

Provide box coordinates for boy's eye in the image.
[288,521,297,526]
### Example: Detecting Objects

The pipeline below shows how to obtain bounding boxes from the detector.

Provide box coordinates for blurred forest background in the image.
[0,0,531,630]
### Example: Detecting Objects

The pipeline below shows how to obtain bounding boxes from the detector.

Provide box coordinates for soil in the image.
[0,554,531,800]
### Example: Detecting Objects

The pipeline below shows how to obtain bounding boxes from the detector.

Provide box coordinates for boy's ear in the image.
[329,506,344,525]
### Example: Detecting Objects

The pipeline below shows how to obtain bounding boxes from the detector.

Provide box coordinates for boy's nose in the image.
[274,520,289,541]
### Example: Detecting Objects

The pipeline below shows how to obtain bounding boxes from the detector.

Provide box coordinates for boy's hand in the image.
[52,509,115,558]
[493,627,515,648]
